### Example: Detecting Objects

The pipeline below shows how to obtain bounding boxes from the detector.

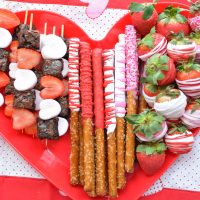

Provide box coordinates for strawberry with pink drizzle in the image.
[126,109,168,142]
[165,124,194,154]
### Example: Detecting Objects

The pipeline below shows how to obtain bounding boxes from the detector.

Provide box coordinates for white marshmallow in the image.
[61,58,69,78]
[58,117,69,136]
[9,63,18,79]
[39,99,61,120]
[14,69,37,91]
[34,90,43,110]
[39,34,47,51]
[0,28,12,48]
[0,93,4,107]
[41,34,67,59]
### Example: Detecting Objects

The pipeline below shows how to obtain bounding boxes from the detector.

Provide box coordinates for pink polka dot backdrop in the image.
[0,0,200,196]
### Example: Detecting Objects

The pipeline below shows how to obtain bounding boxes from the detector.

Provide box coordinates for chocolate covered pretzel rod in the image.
[103,49,117,198]
[114,35,126,189]
[125,25,139,173]
[69,38,80,185]
[92,48,107,196]
[80,42,95,196]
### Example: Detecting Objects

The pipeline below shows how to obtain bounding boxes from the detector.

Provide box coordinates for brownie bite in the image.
[33,69,43,90]
[13,90,35,110]
[0,49,9,72]
[5,80,16,95]
[56,96,70,118]
[37,117,59,140]
[42,59,63,79]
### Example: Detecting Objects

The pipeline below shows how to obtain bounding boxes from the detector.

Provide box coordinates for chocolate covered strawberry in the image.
[165,124,194,154]
[129,1,158,36]
[167,32,197,63]
[176,62,200,98]
[181,98,200,129]
[142,54,176,86]
[126,109,167,142]
[154,88,187,120]
[188,0,200,32]
[136,143,166,176]
[156,6,190,40]
[190,31,200,62]
[137,28,167,61]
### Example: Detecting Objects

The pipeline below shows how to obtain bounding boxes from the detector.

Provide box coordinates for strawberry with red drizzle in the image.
[129,0,158,36]
[167,32,197,63]
[188,0,200,32]
[136,143,166,176]
[176,62,200,98]
[165,124,194,154]
[142,54,176,86]
[126,109,167,142]
[181,98,200,129]
[156,6,190,40]
[137,28,167,61]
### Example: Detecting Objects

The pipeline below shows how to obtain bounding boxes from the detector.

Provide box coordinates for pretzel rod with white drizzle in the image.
[103,49,117,198]
[125,25,139,173]
[69,38,80,185]
[92,48,107,196]
[115,35,126,189]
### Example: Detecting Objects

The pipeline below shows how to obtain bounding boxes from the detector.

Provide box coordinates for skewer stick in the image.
[24,9,28,24]
[52,26,56,35]
[29,13,33,31]
[61,24,64,38]
[44,22,47,35]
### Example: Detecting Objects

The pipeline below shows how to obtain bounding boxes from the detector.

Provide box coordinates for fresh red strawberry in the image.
[40,75,65,99]
[62,79,68,96]
[137,28,166,57]
[0,9,20,29]
[9,40,19,63]
[12,109,36,130]
[143,83,159,97]
[188,0,200,32]
[5,94,14,105]
[156,88,180,103]
[126,109,166,142]
[136,143,166,176]
[156,6,190,40]
[142,54,176,86]
[17,48,42,69]
[0,71,10,88]
[129,1,158,36]
[24,123,38,136]
[176,62,200,81]
[4,94,14,118]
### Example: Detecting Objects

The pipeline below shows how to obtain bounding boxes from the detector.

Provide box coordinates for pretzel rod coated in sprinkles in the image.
[103,49,117,198]
[92,48,107,196]
[80,42,95,196]
[69,38,80,185]
[125,25,139,173]
[114,35,126,189]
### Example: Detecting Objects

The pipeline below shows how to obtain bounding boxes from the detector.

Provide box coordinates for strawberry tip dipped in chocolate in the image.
[142,54,176,86]
[181,98,200,129]
[137,27,167,61]
[126,109,168,142]
[154,87,187,120]
[129,0,158,36]
[165,124,194,154]
[176,62,200,98]
[188,0,200,32]
[156,6,190,40]
[167,32,197,63]
[136,143,167,176]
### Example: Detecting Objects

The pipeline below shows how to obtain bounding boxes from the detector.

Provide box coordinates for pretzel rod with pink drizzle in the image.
[80,42,95,196]
[103,49,117,198]
[92,48,107,196]
[69,38,80,185]
[125,25,139,173]
[115,35,126,189]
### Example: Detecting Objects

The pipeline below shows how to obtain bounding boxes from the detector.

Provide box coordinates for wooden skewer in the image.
[29,13,33,31]
[61,24,64,38]
[24,9,28,24]
[44,22,47,35]
[52,26,56,35]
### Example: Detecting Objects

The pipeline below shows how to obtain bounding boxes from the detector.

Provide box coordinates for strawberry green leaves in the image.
[129,2,155,20]
[177,62,200,72]
[188,0,200,14]
[136,143,166,155]
[168,124,188,135]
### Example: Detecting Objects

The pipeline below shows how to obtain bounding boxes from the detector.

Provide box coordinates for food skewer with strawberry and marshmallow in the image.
[103,49,117,198]
[125,25,139,174]
[115,34,126,189]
